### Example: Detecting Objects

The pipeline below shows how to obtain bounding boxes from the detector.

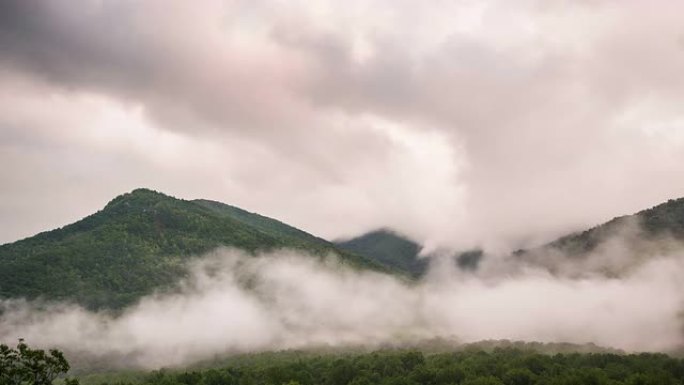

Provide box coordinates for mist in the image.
[2,240,684,369]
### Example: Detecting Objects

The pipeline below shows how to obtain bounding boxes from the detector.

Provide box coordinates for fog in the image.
[3,0,684,373]
[2,241,684,369]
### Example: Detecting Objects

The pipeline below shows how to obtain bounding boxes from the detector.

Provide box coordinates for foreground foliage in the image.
[85,348,684,385]
[0,340,78,385]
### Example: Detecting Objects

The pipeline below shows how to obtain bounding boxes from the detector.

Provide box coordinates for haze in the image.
[3,243,684,369]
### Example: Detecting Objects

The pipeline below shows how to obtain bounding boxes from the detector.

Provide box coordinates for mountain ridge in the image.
[522,196,684,259]
[3,189,684,309]
[340,197,684,277]
[336,229,483,277]
[0,188,385,309]
[335,229,429,278]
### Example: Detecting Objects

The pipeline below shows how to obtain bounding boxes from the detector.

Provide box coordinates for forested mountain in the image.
[341,198,684,277]
[519,197,684,259]
[0,189,384,309]
[193,199,329,247]
[336,229,428,278]
[3,188,684,309]
[336,230,483,277]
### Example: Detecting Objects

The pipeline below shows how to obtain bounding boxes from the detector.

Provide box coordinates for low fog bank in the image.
[2,242,684,369]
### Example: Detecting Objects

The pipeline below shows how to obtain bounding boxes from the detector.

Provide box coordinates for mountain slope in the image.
[507,197,684,279]
[336,229,483,277]
[341,197,684,277]
[0,189,384,309]
[336,229,428,278]
[523,197,684,258]
[193,199,328,247]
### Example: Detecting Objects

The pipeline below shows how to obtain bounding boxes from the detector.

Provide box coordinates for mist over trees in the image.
[3,191,684,381]
[2,0,684,383]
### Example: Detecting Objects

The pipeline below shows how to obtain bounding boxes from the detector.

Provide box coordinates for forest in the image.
[0,189,385,310]
[72,347,684,385]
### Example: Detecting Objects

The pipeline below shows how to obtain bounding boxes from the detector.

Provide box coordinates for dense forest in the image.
[79,348,684,385]
[0,189,385,310]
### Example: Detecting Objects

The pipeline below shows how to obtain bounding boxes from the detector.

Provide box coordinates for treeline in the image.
[90,348,684,385]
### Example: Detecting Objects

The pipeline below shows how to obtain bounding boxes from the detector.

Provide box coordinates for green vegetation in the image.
[523,197,684,258]
[336,229,483,277]
[639,198,684,236]
[193,200,329,246]
[3,189,683,308]
[0,339,78,385]
[0,189,384,310]
[339,197,684,275]
[79,347,684,385]
[336,229,428,278]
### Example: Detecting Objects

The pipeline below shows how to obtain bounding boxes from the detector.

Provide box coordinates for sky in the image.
[2,0,684,250]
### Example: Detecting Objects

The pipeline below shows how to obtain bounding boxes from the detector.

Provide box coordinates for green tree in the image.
[462,376,504,385]
[0,339,79,385]
[503,368,535,385]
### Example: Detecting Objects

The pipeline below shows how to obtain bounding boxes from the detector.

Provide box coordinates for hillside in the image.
[336,229,428,278]
[521,197,684,258]
[193,199,329,247]
[339,198,684,277]
[0,189,384,309]
[4,190,683,309]
[336,229,483,277]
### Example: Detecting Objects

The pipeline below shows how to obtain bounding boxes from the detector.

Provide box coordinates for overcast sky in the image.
[1,0,684,250]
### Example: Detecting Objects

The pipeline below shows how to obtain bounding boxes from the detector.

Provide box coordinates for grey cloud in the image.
[0,1,307,138]
[2,0,684,250]
[256,0,684,247]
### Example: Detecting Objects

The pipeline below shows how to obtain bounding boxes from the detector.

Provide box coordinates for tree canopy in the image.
[81,347,684,385]
[0,339,78,385]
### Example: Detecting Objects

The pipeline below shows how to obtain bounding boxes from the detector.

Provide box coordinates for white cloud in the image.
[1,0,684,250]
[2,248,683,368]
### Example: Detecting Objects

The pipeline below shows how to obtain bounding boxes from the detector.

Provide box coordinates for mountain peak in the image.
[0,189,384,309]
[363,228,408,238]
[103,188,175,212]
[129,187,164,196]
[336,228,426,277]
[108,187,169,202]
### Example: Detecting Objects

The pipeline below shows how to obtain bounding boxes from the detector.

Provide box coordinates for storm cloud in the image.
[2,0,684,251]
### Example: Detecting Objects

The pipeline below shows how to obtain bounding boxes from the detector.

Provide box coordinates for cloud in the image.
[2,246,684,369]
[1,0,684,250]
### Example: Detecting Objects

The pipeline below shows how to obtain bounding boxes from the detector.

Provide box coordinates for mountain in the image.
[193,199,329,247]
[507,197,684,278]
[4,188,683,309]
[0,188,384,309]
[336,229,428,277]
[336,229,483,277]
[341,198,684,277]
[520,197,684,258]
